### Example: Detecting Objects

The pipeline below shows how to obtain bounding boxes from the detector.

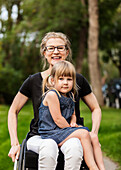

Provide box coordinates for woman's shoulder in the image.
[76,73,86,86]
[19,72,42,98]
[76,73,84,80]
[29,72,42,81]
[25,72,43,86]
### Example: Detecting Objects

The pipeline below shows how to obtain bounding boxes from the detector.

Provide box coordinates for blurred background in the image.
[0,1,121,170]
[0,0,121,108]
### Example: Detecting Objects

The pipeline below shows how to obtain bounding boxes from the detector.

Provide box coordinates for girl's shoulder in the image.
[46,89,61,98]
[43,88,61,102]
[42,89,60,106]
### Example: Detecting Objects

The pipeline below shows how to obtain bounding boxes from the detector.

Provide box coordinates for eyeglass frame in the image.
[44,45,68,52]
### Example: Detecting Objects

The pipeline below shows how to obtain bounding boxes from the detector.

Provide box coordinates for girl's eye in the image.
[59,78,63,80]
[67,78,72,81]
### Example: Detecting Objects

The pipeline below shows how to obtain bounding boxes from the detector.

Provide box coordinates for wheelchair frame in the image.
[14,117,89,170]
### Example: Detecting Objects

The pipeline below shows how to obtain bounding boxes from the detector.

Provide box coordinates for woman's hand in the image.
[8,144,20,162]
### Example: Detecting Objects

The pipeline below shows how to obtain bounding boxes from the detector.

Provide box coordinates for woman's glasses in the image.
[45,45,67,52]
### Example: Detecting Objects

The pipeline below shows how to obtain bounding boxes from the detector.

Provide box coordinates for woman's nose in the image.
[53,47,59,53]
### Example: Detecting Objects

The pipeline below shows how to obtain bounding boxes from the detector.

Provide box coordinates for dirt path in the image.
[103,156,119,170]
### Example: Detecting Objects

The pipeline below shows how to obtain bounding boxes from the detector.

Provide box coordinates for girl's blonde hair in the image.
[40,32,72,69]
[42,61,77,96]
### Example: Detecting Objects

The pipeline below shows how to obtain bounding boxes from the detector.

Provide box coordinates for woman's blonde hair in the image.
[40,32,72,69]
[42,61,77,96]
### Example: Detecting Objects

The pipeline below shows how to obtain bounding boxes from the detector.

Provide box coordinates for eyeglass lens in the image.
[46,45,66,52]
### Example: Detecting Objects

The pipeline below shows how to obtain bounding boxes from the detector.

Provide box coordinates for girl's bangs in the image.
[56,66,74,78]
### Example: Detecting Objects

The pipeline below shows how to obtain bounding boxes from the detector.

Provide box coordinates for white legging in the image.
[27,135,83,170]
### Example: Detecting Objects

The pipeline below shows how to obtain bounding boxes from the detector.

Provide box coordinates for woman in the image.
[8,32,102,170]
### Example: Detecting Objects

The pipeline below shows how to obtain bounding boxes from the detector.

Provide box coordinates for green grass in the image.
[0,102,121,170]
[0,103,33,170]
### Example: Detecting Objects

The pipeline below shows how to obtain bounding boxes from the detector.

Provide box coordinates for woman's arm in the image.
[82,92,101,135]
[45,91,70,128]
[8,92,28,162]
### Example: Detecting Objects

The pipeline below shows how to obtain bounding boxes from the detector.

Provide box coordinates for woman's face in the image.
[44,38,69,67]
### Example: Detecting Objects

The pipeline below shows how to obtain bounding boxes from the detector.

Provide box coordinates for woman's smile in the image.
[51,56,62,60]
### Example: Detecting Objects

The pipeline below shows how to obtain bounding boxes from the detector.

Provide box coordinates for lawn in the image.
[0,102,121,170]
[0,103,33,170]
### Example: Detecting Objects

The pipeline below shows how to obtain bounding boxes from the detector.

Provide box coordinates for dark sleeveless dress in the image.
[38,89,89,144]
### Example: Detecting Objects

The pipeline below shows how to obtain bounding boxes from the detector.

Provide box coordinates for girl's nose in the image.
[64,79,68,84]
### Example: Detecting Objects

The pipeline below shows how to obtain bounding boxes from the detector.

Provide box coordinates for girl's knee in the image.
[80,129,90,139]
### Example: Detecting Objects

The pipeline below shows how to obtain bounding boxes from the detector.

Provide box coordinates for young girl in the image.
[38,60,105,170]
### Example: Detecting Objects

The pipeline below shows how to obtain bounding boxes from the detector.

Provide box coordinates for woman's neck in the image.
[41,67,52,79]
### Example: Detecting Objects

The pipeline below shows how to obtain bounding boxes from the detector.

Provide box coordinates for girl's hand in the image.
[70,123,78,127]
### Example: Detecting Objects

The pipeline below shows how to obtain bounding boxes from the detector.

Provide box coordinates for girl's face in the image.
[52,76,73,96]
[44,38,69,68]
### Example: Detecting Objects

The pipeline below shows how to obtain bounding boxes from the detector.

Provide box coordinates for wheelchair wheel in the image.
[14,139,26,170]
[14,158,19,170]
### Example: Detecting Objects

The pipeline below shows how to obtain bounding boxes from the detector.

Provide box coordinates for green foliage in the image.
[99,0,121,76]
[0,64,23,103]
[0,0,121,103]
[0,0,86,103]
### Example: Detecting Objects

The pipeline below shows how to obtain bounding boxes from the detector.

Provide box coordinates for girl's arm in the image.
[45,91,70,128]
[70,110,78,127]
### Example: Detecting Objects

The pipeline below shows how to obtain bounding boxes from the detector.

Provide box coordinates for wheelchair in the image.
[14,118,89,170]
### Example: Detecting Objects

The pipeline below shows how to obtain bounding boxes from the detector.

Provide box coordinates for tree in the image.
[110,48,121,77]
[99,0,121,78]
[0,0,120,104]
[88,0,104,106]
[0,0,87,103]
[75,0,87,73]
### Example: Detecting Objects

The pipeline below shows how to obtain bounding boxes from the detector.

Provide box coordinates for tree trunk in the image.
[16,0,23,24]
[88,0,104,106]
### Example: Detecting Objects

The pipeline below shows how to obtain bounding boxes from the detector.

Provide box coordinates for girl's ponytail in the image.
[42,75,53,94]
